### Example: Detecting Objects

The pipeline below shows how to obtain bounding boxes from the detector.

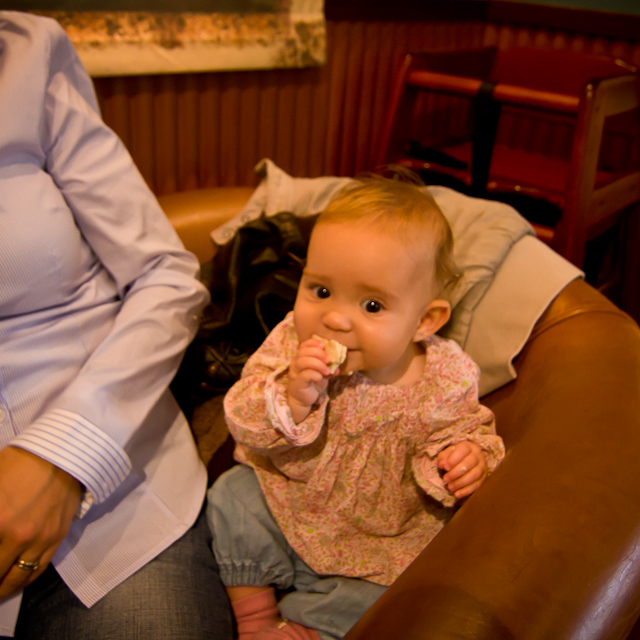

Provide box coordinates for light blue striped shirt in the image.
[0,12,210,635]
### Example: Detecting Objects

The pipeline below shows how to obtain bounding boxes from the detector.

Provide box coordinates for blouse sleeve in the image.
[8,19,210,510]
[411,340,505,507]
[224,314,328,455]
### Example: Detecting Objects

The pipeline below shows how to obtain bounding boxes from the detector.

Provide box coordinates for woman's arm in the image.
[9,18,209,502]
[0,14,208,602]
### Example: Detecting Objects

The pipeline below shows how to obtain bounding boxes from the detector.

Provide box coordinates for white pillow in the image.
[465,235,581,396]
[212,159,353,244]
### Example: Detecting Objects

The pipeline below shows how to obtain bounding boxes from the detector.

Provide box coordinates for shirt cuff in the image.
[412,456,457,508]
[11,408,132,507]
[0,590,22,638]
[264,370,323,445]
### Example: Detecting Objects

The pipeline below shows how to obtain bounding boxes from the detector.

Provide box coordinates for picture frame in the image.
[22,0,326,76]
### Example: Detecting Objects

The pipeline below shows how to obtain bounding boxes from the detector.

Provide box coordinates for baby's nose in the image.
[322,309,351,332]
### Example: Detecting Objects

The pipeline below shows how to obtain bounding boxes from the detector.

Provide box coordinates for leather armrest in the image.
[344,279,640,640]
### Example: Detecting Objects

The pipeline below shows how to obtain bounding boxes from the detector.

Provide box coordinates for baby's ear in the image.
[414,299,451,341]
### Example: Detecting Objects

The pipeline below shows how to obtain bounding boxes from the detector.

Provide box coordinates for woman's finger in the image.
[0,543,56,601]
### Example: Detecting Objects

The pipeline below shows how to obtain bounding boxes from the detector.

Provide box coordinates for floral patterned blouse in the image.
[224,313,505,586]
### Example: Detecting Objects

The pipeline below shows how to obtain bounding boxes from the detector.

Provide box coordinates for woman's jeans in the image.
[10,509,233,640]
[207,464,386,640]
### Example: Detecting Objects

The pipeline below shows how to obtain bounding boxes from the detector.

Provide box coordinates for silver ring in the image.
[15,559,39,571]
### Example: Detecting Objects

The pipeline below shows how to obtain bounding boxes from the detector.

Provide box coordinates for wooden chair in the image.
[375,47,640,299]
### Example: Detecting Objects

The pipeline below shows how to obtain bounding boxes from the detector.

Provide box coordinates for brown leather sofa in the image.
[159,187,640,640]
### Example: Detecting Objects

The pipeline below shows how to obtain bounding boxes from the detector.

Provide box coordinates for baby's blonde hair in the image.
[316,171,460,296]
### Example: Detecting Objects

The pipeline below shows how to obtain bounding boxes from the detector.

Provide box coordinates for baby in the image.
[207,175,505,640]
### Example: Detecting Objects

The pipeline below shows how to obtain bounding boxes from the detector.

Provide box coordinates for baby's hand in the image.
[287,338,334,423]
[437,441,488,500]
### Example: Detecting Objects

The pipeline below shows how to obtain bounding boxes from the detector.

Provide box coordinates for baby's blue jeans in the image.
[206,464,387,640]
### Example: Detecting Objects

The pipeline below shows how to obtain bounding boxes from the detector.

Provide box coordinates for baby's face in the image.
[294,221,436,384]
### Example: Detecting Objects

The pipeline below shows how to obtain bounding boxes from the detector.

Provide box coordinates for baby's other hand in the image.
[437,441,488,500]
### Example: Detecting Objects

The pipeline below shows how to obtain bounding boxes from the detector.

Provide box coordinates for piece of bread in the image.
[312,334,347,373]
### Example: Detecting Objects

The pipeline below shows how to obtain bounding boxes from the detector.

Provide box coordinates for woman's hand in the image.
[0,447,82,602]
[437,441,488,500]
[287,337,334,424]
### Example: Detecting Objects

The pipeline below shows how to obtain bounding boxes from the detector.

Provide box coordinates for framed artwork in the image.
[13,0,326,76]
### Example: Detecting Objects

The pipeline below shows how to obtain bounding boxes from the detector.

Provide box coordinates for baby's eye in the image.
[362,299,383,314]
[311,285,330,299]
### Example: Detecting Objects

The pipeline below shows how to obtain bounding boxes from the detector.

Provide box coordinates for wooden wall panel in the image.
[93,12,638,196]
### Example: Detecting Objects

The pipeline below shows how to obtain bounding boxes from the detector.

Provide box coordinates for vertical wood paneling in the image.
[271,71,294,173]
[92,16,640,196]
[339,21,366,176]
[154,75,178,195]
[176,74,200,192]
[368,22,405,165]
[323,21,351,177]
[197,73,221,188]
[237,71,261,186]
[98,77,130,149]
[352,22,381,173]
[290,73,313,176]
[256,75,279,174]
[127,77,155,189]
[307,66,330,177]
[218,73,241,186]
